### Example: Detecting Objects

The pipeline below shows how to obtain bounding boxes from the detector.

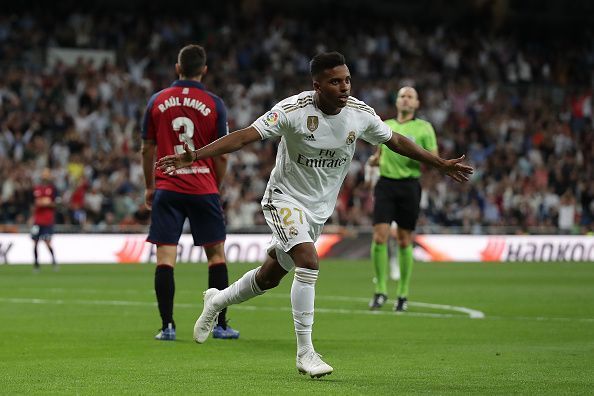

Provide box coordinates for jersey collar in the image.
[395,116,416,124]
[171,80,205,90]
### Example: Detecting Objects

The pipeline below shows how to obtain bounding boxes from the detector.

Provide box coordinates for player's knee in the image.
[206,254,226,265]
[397,234,413,248]
[289,243,319,270]
[291,248,319,270]
[204,243,225,264]
[372,231,389,244]
[294,257,319,271]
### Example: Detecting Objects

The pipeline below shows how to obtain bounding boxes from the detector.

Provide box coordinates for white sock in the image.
[211,267,264,310]
[389,238,400,280]
[291,267,318,355]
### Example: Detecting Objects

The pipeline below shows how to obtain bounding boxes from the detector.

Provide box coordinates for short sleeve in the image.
[141,92,160,141]
[424,123,438,152]
[212,96,229,139]
[360,113,393,145]
[251,107,290,139]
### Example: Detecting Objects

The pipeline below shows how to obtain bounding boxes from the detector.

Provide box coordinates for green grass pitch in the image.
[1,260,593,394]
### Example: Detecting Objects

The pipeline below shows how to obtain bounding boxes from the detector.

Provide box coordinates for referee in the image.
[368,87,437,311]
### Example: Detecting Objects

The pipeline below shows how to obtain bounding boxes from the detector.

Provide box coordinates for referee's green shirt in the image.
[380,118,437,179]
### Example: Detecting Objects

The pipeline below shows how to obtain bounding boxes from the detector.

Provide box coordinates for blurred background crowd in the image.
[0,0,593,234]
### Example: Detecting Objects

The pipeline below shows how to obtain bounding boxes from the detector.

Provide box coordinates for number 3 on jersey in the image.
[172,117,196,154]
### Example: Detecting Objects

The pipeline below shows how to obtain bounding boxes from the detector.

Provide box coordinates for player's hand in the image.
[364,163,380,187]
[156,144,194,175]
[145,187,155,210]
[439,155,473,183]
[367,154,379,167]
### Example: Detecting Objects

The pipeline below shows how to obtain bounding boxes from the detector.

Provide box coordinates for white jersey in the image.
[252,91,393,224]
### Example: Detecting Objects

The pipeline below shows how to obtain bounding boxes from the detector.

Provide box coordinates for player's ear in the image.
[175,63,182,77]
[313,80,321,93]
[202,65,208,76]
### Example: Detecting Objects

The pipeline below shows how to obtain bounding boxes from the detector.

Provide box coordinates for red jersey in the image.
[33,184,56,226]
[141,80,228,195]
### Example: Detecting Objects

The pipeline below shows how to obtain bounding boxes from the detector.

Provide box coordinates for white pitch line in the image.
[2,297,594,323]
[7,289,486,319]
[0,296,470,319]
[409,302,485,319]
[260,293,486,319]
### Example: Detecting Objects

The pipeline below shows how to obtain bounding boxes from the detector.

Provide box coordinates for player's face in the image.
[41,168,52,183]
[313,65,351,111]
[396,87,419,113]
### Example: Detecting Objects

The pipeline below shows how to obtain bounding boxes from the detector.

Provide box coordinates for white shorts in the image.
[262,194,323,271]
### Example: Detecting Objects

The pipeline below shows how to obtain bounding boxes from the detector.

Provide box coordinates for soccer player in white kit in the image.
[157,52,473,378]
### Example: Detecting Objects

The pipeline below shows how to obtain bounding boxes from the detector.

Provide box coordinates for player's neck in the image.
[314,93,340,115]
[397,112,414,123]
[179,75,203,83]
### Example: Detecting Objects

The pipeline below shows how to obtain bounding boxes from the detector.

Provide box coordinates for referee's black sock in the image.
[155,265,175,330]
[209,263,229,329]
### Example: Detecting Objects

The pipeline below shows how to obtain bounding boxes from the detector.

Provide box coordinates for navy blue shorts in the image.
[148,189,226,246]
[31,225,54,241]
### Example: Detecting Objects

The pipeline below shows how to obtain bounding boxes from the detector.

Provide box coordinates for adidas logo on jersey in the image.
[304,134,316,141]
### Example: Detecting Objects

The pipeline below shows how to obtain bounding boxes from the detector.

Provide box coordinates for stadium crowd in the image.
[0,6,592,234]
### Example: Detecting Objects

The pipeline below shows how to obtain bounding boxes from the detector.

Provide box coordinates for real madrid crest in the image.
[346,131,356,145]
[288,226,299,238]
[307,116,319,132]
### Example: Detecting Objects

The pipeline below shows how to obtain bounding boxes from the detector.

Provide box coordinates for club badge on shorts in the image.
[288,226,299,238]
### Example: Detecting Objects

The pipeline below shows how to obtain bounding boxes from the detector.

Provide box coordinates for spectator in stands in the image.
[0,7,591,235]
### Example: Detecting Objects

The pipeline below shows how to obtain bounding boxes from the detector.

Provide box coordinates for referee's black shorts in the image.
[372,176,422,231]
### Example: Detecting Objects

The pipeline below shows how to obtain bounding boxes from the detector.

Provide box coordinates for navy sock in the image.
[33,244,39,267]
[47,245,56,265]
[209,263,229,328]
[155,265,175,330]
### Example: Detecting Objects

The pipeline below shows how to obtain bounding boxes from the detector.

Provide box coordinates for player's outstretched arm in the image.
[157,126,262,175]
[384,132,473,183]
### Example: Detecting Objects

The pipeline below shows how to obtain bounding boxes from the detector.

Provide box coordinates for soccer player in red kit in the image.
[141,44,239,341]
[31,168,58,271]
